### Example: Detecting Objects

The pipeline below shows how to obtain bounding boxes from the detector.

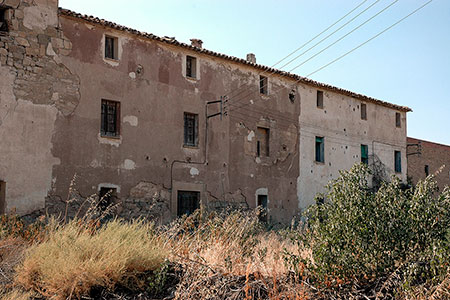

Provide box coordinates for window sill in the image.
[183,144,199,149]
[104,57,119,62]
[100,134,121,140]
[314,161,325,165]
[186,76,198,81]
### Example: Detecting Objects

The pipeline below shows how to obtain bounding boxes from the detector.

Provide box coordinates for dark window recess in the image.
[257,195,268,223]
[361,144,369,164]
[396,112,401,128]
[315,136,324,163]
[100,100,120,137]
[361,103,367,120]
[425,165,429,176]
[98,187,116,211]
[317,90,324,108]
[289,90,296,103]
[0,181,5,214]
[105,36,118,60]
[256,127,269,157]
[0,7,8,32]
[177,191,200,216]
[184,112,198,147]
[395,151,402,173]
[259,75,268,95]
[186,55,197,78]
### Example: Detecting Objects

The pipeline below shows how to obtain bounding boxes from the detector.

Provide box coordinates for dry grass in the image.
[15,219,166,300]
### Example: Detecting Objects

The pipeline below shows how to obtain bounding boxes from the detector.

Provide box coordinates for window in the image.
[259,76,268,95]
[317,90,324,108]
[105,35,118,60]
[0,181,5,214]
[177,191,200,216]
[425,165,429,176]
[184,112,198,147]
[98,187,116,211]
[257,195,268,223]
[0,7,8,32]
[186,55,197,78]
[361,103,367,120]
[394,151,402,173]
[100,100,120,137]
[396,112,401,128]
[315,136,324,163]
[361,144,368,164]
[256,127,270,157]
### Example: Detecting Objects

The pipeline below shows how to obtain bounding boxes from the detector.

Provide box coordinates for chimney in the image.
[246,53,256,64]
[190,38,203,49]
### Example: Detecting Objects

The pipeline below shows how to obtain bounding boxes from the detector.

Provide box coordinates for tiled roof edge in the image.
[58,8,412,112]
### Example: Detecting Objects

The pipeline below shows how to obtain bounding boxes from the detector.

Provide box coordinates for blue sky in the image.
[59,0,450,145]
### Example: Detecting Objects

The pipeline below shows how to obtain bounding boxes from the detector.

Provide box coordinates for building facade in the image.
[0,0,410,223]
[407,137,450,191]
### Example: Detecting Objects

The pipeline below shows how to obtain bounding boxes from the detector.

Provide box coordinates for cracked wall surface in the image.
[0,0,80,214]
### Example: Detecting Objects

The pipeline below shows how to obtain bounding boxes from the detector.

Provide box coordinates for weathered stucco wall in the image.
[297,86,408,209]
[0,0,80,214]
[407,137,450,191]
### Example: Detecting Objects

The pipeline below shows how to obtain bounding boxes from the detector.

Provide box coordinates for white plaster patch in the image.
[90,159,100,168]
[250,100,254,104]
[46,43,56,56]
[123,115,138,127]
[121,159,136,170]
[247,130,255,141]
[129,72,136,79]
[23,5,58,31]
[97,133,122,147]
[255,157,261,164]
[190,167,199,176]
[250,174,254,178]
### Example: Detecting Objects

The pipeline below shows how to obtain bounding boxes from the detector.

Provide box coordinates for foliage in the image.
[15,219,166,300]
[300,163,450,288]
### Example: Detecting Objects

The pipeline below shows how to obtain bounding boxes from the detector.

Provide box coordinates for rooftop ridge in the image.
[58,7,412,112]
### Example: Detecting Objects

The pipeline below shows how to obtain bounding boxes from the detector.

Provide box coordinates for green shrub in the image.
[298,164,450,287]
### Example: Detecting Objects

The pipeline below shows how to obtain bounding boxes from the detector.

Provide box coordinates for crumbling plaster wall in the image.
[298,86,407,209]
[0,0,80,214]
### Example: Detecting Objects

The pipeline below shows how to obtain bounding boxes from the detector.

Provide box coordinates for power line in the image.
[224,0,374,100]
[228,0,397,109]
[228,0,432,113]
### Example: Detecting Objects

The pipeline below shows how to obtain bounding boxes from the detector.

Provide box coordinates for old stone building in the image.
[0,0,410,223]
[407,137,450,191]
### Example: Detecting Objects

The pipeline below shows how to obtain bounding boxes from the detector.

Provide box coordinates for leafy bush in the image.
[300,164,450,287]
[15,219,166,299]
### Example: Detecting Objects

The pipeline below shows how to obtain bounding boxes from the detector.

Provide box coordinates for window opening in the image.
[256,127,269,157]
[361,103,367,120]
[361,144,368,164]
[98,187,116,211]
[257,194,268,223]
[315,136,324,163]
[186,55,197,78]
[317,90,324,108]
[0,7,8,32]
[396,112,401,128]
[259,76,268,95]
[105,35,118,60]
[177,191,200,216]
[425,165,429,176]
[100,100,120,137]
[394,151,402,173]
[184,112,198,147]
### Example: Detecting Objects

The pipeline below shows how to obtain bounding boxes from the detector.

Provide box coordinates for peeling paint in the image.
[247,130,255,141]
[128,72,136,79]
[121,159,136,170]
[123,115,138,126]
[97,133,122,147]
[190,167,199,176]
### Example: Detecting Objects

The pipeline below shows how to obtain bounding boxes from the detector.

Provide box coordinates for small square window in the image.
[315,136,324,163]
[105,35,118,60]
[394,151,402,173]
[259,76,268,95]
[256,127,270,157]
[0,7,8,32]
[361,144,368,164]
[361,103,367,120]
[177,191,200,216]
[317,91,324,108]
[395,112,401,128]
[186,55,197,78]
[184,112,198,147]
[100,99,120,137]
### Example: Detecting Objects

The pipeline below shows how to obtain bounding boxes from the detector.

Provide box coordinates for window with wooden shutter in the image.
[394,151,402,173]
[361,144,368,164]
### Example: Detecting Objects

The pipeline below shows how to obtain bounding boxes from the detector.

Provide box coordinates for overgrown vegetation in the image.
[1,164,450,299]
